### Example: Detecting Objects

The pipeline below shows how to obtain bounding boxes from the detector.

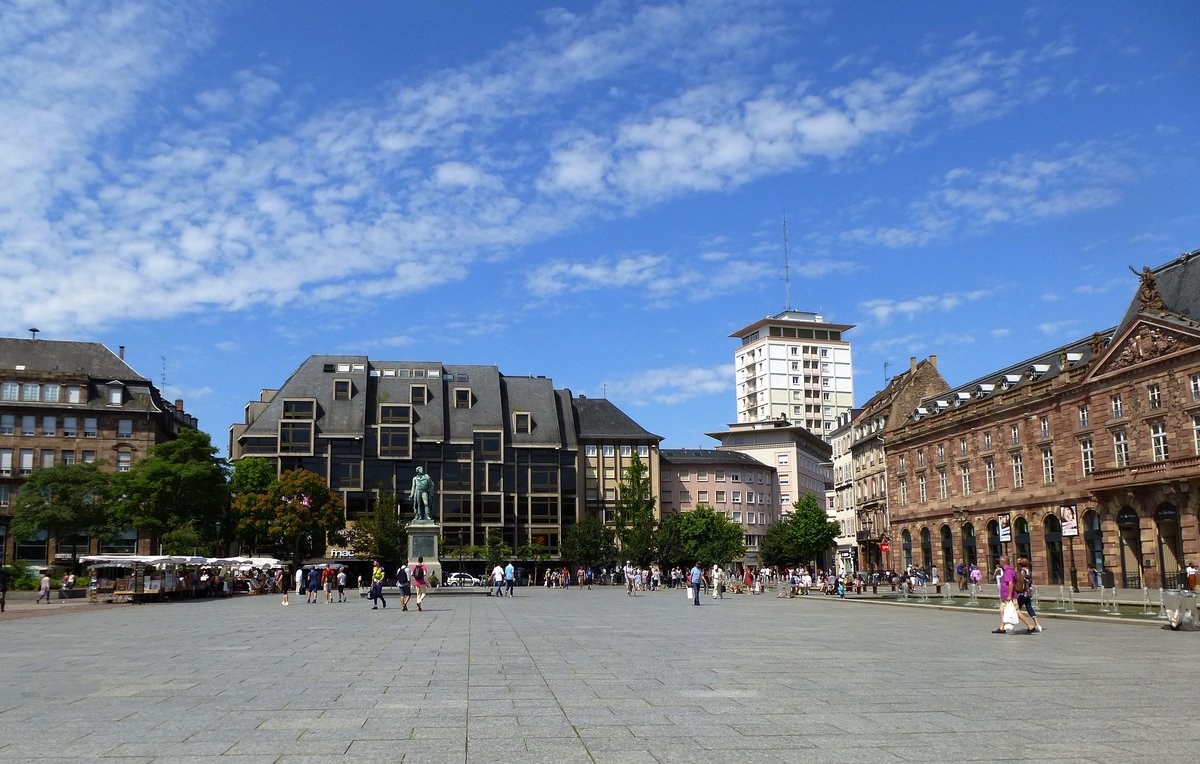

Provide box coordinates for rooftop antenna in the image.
[602,383,608,399]
[883,361,890,385]
[28,327,39,340]
[782,212,792,312]
[161,355,168,391]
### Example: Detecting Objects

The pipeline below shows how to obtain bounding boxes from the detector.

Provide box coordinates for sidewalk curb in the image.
[820,593,1185,629]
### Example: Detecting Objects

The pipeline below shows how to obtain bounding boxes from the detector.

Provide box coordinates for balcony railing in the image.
[1091,454,1200,485]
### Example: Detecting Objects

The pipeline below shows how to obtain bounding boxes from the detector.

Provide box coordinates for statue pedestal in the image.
[406,520,443,587]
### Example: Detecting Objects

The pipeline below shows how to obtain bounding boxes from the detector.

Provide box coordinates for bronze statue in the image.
[410,466,434,522]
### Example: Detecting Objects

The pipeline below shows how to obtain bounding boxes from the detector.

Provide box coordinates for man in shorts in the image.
[396,561,412,611]
[336,567,347,602]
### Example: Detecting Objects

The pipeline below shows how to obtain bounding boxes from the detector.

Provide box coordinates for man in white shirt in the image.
[491,564,504,598]
[623,561,636,597]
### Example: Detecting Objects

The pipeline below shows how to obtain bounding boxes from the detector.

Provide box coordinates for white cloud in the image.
[859,288,994,323]
[1038,319,1082,335]
[603,364,734,405]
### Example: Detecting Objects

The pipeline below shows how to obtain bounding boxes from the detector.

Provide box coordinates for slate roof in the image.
[572,396,662,442]
[1115,248,1200,333]
[660,448,771,468]
[0,338,147,381]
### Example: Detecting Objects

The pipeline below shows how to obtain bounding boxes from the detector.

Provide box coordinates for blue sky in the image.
[2,1,1197,454]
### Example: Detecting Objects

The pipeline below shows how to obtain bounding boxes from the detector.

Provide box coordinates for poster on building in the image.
[998,513,1012,542]
[1060,505,1079,537]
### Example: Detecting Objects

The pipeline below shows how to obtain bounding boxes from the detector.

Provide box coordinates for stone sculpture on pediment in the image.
[1108,325,1185,371]
[1129,265,1167,313]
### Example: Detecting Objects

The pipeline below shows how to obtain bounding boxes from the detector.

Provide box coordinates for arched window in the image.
[1043,514,1063,584]
[902,529,913,568]
[962,523,978,567]
[940,524,954,582]
[919,527,933,573]
[1014,516,1031,563]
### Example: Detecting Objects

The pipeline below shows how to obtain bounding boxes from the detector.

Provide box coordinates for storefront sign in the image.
[329,549,355,558]
[1060,504,1078,537]
[998,513,1012,542]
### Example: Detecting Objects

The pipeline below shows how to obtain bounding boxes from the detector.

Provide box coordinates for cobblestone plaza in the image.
[1,587,1197,763]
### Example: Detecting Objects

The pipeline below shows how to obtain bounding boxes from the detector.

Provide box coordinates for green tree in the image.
[654,513,687,570]
[229,458,278,553]
[516,541,553,584]
[482,528,512,569]
[676,505,746,567]
[233,468,345,563]
[791,493,839,565]
[558,517,614,572]
[346,487,406,565]
[760,494,838,568]
[159,522,205,556]
[9,462,112,567]
[612,453,656,565]
[112,428,230,549]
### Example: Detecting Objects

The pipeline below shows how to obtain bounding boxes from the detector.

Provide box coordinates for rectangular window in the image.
[985,457,996,492]
[697,470,709,482]
[0,415,11,434]
[0,449,10,476]
[62,417,77,437]
[898,455,906,473]
[1040,416,1050,439]
[379,404,411,424]
[715,490,726,503]
[746,492,755,505]
[474,431,501,460]
[1148,384,1161,410]
[1113,429,1129,468]
[83,418,97,438]
[679,471,690,482]
[0,382,17,400]
[42,416,55,436]
[1078,404,1089,428]
[1012,453,1024,488]
[19,449,34,475]
[1192,374,1200,401]
[40,449,54,469]
[959,437,968,456]
[1111,394,1123,418]
[513,412,531,434]
[0,485,7,507]
[379,427,412,458]
[638,445,650,458]
[715,470,726,482]
[1041,446,1055,484]
[22,383,40,401]
[937,444,945,462]
[918,474,927,503]
[42,385,59,402]
[279,421,313,453]
[67,386,82,404]
[21,416,35,436]
[82,450,95,463]
[1010,424,1020,445]
[777,453,790,466]
[733,511,742,522]
[1151,422,1169,462]
[117,419,132,438]
[960,464,971,496]
[917,451,925,467]
[732,491,742,503]
[585,444,597,457]
[899,478,908,506]
[698,490,709,503]
[282,399,315,419]
[1080,438,1095,476]
[61,450,75,466]
[620,445,632,457]
[983,432,993,450]
[938,467,948,499]
[333,379,352,400]
[603,445,614,457]
[107,386,122,405]
[1194,415,1200,455]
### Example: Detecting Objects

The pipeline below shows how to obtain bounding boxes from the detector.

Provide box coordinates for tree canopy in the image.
[9,462,112,564]
[111,428,230,548]
[759,494,838,568]
[559,517,615,571]
[233,468,344,563]
[344,487,406,565]
[674,505,746,567]
[612,453,656,566]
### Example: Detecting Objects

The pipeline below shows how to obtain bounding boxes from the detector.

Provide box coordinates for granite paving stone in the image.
[1,586,1199,762]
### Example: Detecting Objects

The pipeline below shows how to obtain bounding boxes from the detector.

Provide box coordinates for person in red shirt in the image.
[321,564,336,604]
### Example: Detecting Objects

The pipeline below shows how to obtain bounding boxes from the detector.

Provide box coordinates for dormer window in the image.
[999,374,1021,391]
[912,407,928,420]
[1065,352,1083,367]
[106,382,124,406]
[513,412,531,434]
[954,392,971,407]
[333,379,352,401]
[1027,364,1049,381]
[454,388,472,409]
[410,385,428,405]
[975,384,995,398]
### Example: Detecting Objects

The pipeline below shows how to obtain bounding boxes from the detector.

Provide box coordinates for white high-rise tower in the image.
[730,310,855,441]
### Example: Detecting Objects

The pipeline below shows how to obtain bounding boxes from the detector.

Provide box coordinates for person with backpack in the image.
[369,561,387,610]
[1015,556,1043,633]
[395,561,412,611]
[955,562,967,591]
[411,557,429,611]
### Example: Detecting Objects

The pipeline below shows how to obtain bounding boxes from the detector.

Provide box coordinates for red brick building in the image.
[886,251,1200,590]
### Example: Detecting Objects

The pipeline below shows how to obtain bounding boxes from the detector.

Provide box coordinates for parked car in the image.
[444,572,482,587]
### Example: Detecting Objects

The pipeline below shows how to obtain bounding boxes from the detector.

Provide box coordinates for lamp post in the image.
[951,506,968,589]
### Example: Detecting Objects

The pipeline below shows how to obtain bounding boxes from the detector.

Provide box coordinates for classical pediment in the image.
[1086,317,1200,380]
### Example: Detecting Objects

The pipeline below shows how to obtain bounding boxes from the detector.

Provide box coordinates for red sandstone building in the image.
[886,252,1200,590]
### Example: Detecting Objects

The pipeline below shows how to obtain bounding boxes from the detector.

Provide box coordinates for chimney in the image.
[118,345,125,360]
[910,356,917,372]
[929,354,938,369]
[175,399,184,412]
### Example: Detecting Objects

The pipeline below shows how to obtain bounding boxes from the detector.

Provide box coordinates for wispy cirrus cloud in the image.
[840,143,1135,249]
[859,288,996,323]
[601,364,734,406]
[0,1,1084,336]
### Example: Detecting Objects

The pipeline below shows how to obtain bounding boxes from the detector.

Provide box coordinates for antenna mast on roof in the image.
[782,212,792,312]
[161,356,168,392]
[883,361,890,385]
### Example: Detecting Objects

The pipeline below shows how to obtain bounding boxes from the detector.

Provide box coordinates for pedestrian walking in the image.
[623,561,635,596]
[411,557,429,611]
[396,561,412,610]
[0,566,9,613]
[690,561,704,606]
[1015,556,1042,634]
[491,563,504,598]
[278,568,289,606]
[336,567,347,602]
[321,564,336,604]
[294,567,304,599]
[36,572,51,604]
[504,561,515,597]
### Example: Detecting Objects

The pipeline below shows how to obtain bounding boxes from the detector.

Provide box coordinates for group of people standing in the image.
[273,559,430,612]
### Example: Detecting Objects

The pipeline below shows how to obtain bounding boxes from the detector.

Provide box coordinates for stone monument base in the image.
[406,521,443,587]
